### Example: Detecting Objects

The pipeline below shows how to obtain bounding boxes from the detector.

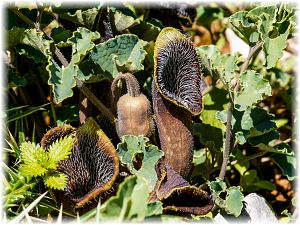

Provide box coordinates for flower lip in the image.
[41,118,119,208]
[154,27,202,115]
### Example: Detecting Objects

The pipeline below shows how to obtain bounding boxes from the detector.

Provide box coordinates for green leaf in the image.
[196,45,240,82]
[90,34,148,78]
[67,27,100,65]
[77,59,108,82]
[117,135,164,192]
[99,175,149,221]
[193,149,206,165]
[109,7,140,32]
[194,87,228,152]
[44,173,68,190]
[6,27,25,49]
[209,179,227,195]
[47,61,77,103]
[235,70,272,111]
[6,103,50,123]
[16,44,48,63]
[8,68,27,88]
[228,4,294,68]
[270,153,296,181]
[253,180,276,190]
[47,136,73,169]
[247,6,277,39]
[224,186,244,217]
[233,149,250,175]
[51,27,72,46]
[228,11,259,46]
[249,135,294,156]
[263,23,290,69]
[20,28,52,60]
[243,169,257,184]
[60,8,99,29]
[217,106,277,145]
[129,20,161,41]
[145,201,163,217]
[19,163,47,177]
[20,142,47,165]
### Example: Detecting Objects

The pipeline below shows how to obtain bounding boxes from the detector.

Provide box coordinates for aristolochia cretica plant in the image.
[111,72,154,138]
[41,118,119,208]
[153,27,203,178]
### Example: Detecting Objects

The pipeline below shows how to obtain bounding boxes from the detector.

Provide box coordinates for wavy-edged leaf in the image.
[117,135,164,191]
[6,27,25,49]
[129,20,161,41]
[228,4,295,68]
[99,175,149,221]
[19,163,47,177]
[109,7,140,32]
[90,34,147,78]
[224,186,244,217]
[216,106,277,145]
[44,173,68,190]
[47,61,77,103]
[67,27,100,64]
[208,178,227,195]
[77,59,108,82]
[60,8,99,29]
[228,11,259,46]
[16,44,48,63]
[263,24,290,69]
[51,27,72,46]
[20,28,52,59]
[47,136,73,170]
[196,45,240,82]
[235,70,271,111]
[270,153,296,181]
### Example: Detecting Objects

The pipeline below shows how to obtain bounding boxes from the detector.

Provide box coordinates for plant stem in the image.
[218,41,262,180]
[231,150,267,165]
[49,87,57,126]
[10,7,116,124]
[218,101,233,179]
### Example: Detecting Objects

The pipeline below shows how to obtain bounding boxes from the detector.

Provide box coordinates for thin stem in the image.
[218,101,233,179]
[218,41,263,180]
[76,79,115,123]
[49,87,57,126]
[11,7,116,124]
[231,150,267,165]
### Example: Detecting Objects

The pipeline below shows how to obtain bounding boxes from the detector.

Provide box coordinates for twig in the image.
[218,41,262,180]
[10,7,116,124]
[230,150,267,165]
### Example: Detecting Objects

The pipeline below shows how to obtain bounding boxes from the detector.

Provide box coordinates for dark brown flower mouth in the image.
[154,28,202,115]
[150,163,214,216]
[59,132,116,202]
[41,118,119,208]
[162,186,214,215]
